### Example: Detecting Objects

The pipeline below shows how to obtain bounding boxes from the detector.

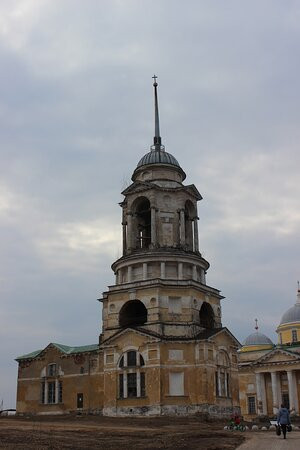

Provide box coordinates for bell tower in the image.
[100,77,223,341]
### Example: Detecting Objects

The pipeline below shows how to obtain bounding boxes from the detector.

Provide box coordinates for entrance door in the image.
[282,392,289,409]
[77,393,83,409]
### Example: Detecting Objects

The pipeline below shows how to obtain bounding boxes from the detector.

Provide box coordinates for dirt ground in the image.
[0,415,245,450]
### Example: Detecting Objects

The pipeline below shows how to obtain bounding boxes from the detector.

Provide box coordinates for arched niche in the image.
[184,200,196,251]
[132,196,151,249]
[199,301,215,329]
[119,300,148,328]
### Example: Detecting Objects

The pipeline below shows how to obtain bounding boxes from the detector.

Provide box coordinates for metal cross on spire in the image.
[297,281,300,304]
[255,318,258,331]
[152,75,162,150]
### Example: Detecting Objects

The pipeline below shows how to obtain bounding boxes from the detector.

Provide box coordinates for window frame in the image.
[47,363,57,377]
[47,381,56,404]
[247,396,256,414]
[118,350,146,399]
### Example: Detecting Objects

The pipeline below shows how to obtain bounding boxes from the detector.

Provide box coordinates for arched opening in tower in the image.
[199,302,215,329]
[119,300,148,328]
[184,200,195,251]
[133,197,151,249]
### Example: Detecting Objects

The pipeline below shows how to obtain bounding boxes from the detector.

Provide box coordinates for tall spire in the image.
[297,281,300,304]
[151,75,164,152]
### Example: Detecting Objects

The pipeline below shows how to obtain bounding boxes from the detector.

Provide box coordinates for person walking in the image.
[277,404,290,439]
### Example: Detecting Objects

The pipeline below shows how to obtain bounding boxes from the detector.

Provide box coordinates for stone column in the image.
[193,218,199,252]
[128,266,132,283]
[180,209,185,246]
[178,262,183,280]
[55,378,59,404]
[151,207,156,247]
[287,370,299,413]
[192,265,197,281]
[261,373,267,415]
[136,370,141,397]
[126,213,133,250]
[218,368,222,396]
[271,371,279,414]
[160,262,165,279]
[117,270,122,285]
[44,381,48,404]
[143,263,147,280]
[255,372,267,415]
[122,222,127,255]
[123,372,128,398]
[200,269,205,284]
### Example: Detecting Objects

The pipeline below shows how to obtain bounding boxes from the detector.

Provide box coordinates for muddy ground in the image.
[0,415,245,450]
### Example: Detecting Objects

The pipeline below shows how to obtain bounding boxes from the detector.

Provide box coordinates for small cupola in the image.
[240,319,273,353]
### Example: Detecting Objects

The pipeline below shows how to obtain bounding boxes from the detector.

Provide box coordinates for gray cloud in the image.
[0,0,299,407]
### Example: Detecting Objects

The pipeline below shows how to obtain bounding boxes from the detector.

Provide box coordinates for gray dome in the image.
[280,304,300,325]
[137,150,180,169]
[242,332,273,347]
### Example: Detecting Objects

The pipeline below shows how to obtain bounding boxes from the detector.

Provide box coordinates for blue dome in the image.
[280,304,300,325]
[137,150,180,169]
[242,332,273,346]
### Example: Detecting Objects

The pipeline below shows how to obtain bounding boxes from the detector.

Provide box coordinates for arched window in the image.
[215,350,230,398]
[132,197,151,249]
[119,300,147,328]
[118,350,146,399]
[199,302,215,329]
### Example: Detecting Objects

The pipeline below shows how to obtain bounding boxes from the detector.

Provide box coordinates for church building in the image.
[238,288,300,420]
[16,79,240,416]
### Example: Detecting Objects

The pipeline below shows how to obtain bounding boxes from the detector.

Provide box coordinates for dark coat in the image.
[277,407,290,425]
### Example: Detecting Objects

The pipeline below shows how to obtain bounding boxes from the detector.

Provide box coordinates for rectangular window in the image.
[127,351,137,367]
[41,382,45,404]
[48,364,56,377]
[58,381,63,403]
[127,373,137,397]
[226,373,230,397]
[119,374,124,398]
[292,330,298,342]
[280,333,283,344]
[169,372,184,396]
[208,349,213,360]
[141,372,146,397]
[220,372,226,396]
[248,396,256,414]
[215,372,219,396]
[48,381,56,404]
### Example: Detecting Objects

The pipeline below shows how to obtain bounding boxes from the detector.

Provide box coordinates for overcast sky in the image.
[0,0,299,408]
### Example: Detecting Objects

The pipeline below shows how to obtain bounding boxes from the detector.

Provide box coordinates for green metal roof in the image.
[16,342,99,361]
[16,349,43,361]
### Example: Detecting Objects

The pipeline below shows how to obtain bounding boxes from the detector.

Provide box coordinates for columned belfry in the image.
[105,78,213,340]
